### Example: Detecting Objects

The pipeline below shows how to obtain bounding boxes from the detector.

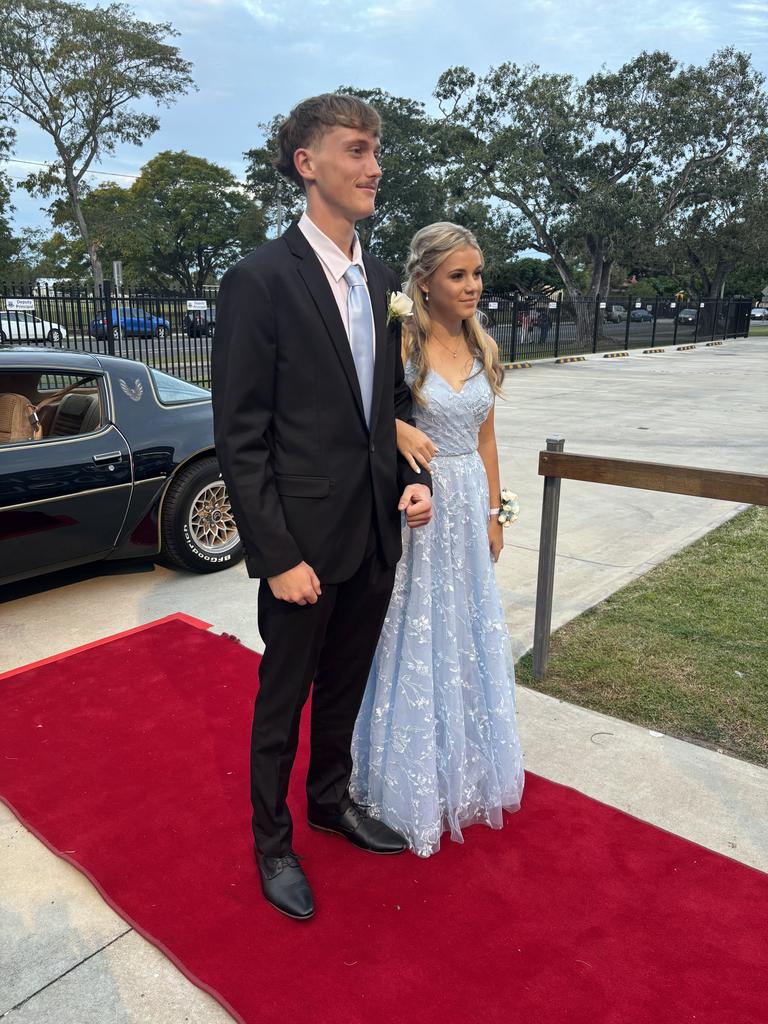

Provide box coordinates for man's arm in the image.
[211,262,303,579]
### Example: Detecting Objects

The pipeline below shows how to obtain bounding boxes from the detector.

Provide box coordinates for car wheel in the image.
[156,325,169,341]
[47,329,62,343]
[160,457,243,573]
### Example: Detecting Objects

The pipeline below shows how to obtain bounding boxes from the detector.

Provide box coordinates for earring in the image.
[424,291,429,304]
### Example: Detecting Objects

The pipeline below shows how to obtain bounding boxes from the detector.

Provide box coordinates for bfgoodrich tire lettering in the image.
[161,456,244,573]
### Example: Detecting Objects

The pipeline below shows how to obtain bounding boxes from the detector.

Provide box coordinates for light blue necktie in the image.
[344,264,374,427]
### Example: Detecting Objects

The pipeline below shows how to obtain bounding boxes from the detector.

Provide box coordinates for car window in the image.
[149,367,209,404]
[0,370,104,446]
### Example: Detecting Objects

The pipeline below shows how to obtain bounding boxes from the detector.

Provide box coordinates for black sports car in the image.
[0,347,243,585]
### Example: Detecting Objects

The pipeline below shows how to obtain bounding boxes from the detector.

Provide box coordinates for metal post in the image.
[592,293,600,354]
[553,296,562,358]
[103,280,115,355]
[533,435,566,679]
[511,292,519,363]
[624,294,632,350]
[651,295,659,347]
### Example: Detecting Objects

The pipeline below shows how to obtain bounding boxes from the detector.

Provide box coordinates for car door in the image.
[0,368,133,584]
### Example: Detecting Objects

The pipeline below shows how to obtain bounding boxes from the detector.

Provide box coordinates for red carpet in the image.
[1,616,766,1024]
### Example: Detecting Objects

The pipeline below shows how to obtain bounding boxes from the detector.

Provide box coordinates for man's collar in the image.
[298,211,366,283]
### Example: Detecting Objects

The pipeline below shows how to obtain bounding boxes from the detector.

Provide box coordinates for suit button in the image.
[370,442,376,453]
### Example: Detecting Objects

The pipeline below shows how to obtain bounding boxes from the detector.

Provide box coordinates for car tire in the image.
[48,329,62,343]
[160,456,243,574]
[156,325,169,341]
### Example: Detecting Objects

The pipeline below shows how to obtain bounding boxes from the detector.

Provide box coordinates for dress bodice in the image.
[405,360,493,457]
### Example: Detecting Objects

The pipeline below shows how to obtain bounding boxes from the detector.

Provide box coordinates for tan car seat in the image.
[0,393,41,444]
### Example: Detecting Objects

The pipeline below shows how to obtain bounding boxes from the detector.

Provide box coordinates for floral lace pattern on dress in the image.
[351,361,524,857]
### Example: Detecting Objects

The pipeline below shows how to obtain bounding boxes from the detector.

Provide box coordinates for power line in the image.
[2,158,139,180]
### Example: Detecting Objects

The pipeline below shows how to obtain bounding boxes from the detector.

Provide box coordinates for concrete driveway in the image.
[2,337,767,1022]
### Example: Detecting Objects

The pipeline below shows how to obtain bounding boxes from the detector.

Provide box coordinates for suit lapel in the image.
[364,253,389,432]
[286,223,367,428]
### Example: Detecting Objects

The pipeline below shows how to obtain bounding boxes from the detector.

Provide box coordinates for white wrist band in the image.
[489,507,500,517]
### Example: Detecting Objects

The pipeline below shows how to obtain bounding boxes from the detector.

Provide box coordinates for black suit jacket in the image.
[211,221,425,583]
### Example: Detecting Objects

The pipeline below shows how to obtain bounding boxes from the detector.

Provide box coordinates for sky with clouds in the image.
[5,0,768,233]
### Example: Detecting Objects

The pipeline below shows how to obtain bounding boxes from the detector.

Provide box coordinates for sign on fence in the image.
[186,300,208,311]
[5,298,35,311]
[488,302,499,310]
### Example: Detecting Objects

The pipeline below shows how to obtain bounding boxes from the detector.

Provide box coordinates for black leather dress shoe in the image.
[255,850,314,920]
[308,802,407,854]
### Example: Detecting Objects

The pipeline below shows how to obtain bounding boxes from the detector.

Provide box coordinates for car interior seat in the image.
[0,392,40,444]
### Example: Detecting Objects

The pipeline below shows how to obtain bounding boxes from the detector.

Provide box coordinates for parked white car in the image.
[0,310,68,343]
[749,307,768,320]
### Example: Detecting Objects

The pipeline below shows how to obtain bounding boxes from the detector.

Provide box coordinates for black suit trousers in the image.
[252,523,396,857]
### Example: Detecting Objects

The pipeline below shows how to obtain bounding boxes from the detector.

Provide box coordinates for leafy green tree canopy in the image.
[436,48,768,304]
[0,0,194,291]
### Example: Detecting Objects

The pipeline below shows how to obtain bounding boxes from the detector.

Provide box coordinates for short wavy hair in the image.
[274,93,382,189]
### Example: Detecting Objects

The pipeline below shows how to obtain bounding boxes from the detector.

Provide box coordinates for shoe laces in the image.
[262,851,303,878]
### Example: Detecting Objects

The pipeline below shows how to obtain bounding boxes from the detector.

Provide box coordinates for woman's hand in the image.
[396,420,438,474]
[488,518,504,563]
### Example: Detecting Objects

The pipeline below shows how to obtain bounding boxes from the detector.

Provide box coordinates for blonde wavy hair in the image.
[402,222,504,406]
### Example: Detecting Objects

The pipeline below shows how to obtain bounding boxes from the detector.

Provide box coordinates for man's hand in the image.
[398,484,432,529]
[268,561,322,605]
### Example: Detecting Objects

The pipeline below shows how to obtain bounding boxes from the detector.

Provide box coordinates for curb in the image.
[502,362,532,370]
[555,356,587,364]
[603,351,630,358]
[642,348,666,354]
[676,344,696,351]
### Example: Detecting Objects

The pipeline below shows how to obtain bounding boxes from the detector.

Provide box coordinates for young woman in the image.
[351,222,524,858]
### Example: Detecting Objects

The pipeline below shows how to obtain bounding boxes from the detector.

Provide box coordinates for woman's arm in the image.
[478,402,504,562]
[478,333,504,561]
[396,419,438,474]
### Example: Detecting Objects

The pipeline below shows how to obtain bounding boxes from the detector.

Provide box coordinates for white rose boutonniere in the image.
[498,489,520,527]
[387,290,414,325]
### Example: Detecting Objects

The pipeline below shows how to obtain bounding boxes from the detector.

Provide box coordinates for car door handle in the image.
[92,451,123,464]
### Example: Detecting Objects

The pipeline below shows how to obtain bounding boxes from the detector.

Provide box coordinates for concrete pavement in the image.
[2,337,767,1022]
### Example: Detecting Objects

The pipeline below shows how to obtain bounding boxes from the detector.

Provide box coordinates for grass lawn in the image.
[516,507,768,767]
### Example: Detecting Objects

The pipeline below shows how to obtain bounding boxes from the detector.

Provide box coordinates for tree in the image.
[436,49,768,337]
[126,151,266,294]
[0,0,194,292]
[244,115,305,238]
[665,149,768,300]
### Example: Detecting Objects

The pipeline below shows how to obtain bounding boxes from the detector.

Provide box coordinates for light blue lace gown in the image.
[351,360,524,857]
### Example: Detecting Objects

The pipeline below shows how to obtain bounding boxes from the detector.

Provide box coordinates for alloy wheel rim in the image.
[187,482,239,555]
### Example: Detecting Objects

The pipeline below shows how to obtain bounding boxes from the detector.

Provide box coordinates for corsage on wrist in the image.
[491,489,520,527]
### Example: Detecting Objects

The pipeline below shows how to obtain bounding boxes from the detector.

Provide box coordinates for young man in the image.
[211,94,432,919]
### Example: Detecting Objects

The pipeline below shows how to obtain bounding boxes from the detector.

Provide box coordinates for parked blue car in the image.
[89,307,171,342]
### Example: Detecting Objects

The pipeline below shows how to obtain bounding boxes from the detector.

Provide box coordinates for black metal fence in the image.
[0,282,758,386]
[0,282,218,387]
[478,293,755,362]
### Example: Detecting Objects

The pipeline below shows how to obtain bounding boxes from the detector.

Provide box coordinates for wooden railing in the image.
[533,437,768,678]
